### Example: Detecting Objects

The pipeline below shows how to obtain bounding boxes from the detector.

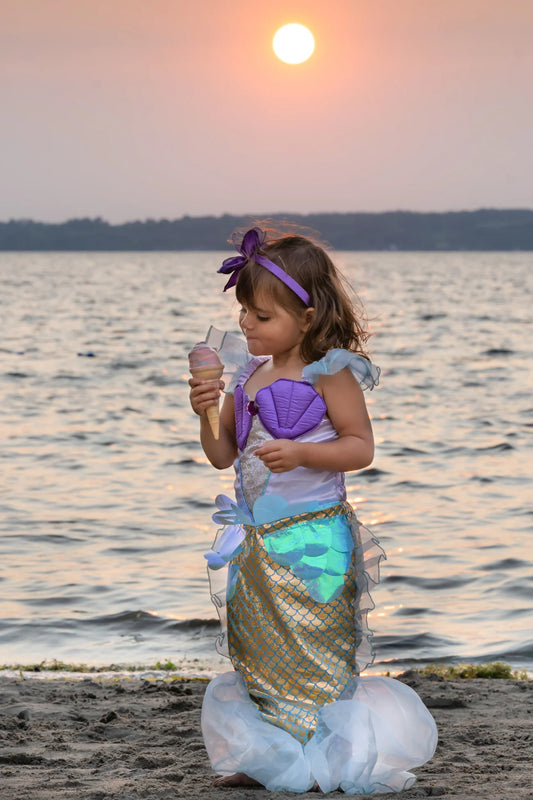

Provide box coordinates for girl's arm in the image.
[189,377,237,469]
[254,368,374,473]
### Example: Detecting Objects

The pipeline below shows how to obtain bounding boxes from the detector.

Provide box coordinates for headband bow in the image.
[218,227,311,307]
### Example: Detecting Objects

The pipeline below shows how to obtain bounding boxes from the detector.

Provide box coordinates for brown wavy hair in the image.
[234,229,370,363]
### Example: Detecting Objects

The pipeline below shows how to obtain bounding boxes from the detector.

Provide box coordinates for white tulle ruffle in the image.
[202,671,438,794]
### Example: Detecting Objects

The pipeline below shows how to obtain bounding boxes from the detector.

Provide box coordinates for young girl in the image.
[189,227,437,794]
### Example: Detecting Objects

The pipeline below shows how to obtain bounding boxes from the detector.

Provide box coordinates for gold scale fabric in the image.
[227,502,358,744]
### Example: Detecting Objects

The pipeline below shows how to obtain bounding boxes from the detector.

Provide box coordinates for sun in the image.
[273,23,315,65]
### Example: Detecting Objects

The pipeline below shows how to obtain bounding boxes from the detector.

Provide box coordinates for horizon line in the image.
[2,207,533,226]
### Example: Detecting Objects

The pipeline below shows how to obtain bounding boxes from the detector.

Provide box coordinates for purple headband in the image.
[218,227,311,307]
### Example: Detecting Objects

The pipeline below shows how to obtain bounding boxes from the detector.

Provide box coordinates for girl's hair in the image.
[234,231,370,363]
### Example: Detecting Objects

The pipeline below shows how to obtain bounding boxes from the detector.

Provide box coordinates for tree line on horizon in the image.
[1,209,532,251]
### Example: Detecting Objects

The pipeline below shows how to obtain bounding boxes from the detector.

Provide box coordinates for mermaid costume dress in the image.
[201,335,437,794]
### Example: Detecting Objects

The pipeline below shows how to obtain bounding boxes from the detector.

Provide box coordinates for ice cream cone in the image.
[188,343,224,439]
[189,364,224,438]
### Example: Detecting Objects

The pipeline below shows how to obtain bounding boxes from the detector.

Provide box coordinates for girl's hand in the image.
[189,376,225,417]
[254,439,302,473]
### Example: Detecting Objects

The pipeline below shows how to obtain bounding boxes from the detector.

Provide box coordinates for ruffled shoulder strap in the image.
[302,349,380,391]
[204,326,268,394]
[236,356,270,389]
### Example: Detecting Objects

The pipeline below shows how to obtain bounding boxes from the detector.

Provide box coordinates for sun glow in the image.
[273,24,315,65]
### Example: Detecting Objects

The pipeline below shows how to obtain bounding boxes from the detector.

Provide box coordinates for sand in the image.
[0,671,531,800]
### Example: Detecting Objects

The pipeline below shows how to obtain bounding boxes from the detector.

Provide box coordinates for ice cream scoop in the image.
[188,343,224,439]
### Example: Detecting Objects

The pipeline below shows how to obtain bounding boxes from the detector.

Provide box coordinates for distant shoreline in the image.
[1,209,533,251]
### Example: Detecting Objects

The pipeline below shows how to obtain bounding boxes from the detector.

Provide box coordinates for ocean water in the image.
[0,251,531,676]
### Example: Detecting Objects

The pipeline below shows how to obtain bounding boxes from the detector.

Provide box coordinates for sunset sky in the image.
[2,0,532,222]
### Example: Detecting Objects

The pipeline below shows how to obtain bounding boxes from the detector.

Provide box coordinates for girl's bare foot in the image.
[213,772,263,788]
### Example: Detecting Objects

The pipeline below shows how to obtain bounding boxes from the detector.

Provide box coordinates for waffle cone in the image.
[190,364,224,439]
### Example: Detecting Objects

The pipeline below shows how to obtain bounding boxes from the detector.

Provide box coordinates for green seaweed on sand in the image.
[417,662,529,680]
[155,659,178,670]
[0,657,207,676]
[2,659,95,674]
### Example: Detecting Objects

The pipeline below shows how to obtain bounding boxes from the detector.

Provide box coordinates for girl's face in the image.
[239,294,310,359]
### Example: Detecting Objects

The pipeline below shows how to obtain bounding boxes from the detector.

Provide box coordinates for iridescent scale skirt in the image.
[227,503,358,743]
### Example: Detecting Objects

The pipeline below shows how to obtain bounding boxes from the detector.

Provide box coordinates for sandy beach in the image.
[0,671,531,799]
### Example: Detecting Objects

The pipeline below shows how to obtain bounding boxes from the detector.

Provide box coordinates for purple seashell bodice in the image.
[234,379,327,451]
